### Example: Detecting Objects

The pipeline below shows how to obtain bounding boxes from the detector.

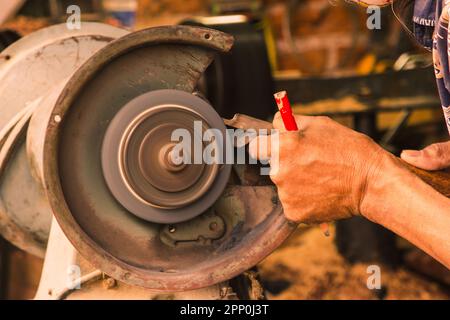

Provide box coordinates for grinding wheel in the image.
[42,26,296,291]
[102,90,231,224]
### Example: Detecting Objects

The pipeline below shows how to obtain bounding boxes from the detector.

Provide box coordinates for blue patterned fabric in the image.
[402,0,450,134]
[433,1,450,133]
[413,0,438,49]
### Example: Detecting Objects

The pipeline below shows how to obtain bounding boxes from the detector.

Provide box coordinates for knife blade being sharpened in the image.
[223,114,273,147]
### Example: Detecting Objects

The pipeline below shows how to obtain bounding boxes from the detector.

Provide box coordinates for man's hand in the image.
[248,113,391,224]
[401,141,450,171]
[348,0,391,7]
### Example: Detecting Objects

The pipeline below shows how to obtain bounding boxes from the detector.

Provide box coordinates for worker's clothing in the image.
[412,0,436,49]
[434,2,450,133]
[396,0,450,134]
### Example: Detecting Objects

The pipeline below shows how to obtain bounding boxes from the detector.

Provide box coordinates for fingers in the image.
[349,0,391,7]
[248,132,281,177]
[248,134,272,161]
[249,130,303,162]
[401,141,450,171]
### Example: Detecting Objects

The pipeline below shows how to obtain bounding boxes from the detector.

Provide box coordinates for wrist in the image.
[359,153,408,223]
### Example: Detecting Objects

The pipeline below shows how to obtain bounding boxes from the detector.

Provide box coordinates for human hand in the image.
[248,113,392,224]
[401,141,450,171]
[347,0,391,7]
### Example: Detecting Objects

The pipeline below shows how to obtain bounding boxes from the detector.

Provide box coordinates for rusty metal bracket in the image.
[160,211,226,247]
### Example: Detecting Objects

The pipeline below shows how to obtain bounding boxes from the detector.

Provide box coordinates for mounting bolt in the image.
[103,277,117,289]
[209,222,218,231]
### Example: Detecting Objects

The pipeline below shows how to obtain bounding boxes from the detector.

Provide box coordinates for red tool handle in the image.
[274,91,330,237]
[274,91,298,131]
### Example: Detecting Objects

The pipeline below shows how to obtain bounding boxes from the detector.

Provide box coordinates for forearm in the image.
[361,154,450,269]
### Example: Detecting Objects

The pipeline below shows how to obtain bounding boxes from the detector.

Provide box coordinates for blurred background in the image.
[0,0,449,300]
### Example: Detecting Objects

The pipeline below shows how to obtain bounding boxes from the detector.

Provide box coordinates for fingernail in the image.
[401,150,421,158]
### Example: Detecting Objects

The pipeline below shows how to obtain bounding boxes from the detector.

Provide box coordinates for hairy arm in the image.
[362,155,450,268]
[249,113,450,269]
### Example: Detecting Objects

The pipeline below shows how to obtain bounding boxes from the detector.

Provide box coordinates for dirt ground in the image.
[258,225,450,300]
[1,16,50,35]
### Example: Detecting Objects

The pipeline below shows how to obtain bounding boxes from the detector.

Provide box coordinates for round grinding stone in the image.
[101,89,231,224]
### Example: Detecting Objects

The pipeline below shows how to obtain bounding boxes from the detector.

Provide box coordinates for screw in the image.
[103,277,117,289]
[123,272,131,280]
[168,225,176,233]
[209,222,218,231]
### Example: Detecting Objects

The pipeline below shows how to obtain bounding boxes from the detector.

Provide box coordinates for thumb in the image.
[272,112,285,131]
[401,141,450,171]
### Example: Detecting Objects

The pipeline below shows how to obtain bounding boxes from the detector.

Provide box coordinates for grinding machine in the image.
[1,22,449,300]
[0,23,297,299]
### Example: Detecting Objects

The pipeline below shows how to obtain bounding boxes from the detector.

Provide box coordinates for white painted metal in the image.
[34,219,81,300]
[0,98,49,258]
[36,218,232,300]
[0,23,128,257]
[0,22,128,131]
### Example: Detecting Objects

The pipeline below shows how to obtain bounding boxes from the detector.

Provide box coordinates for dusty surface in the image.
[4,245,43,299]
[293,96,366,115]
[258,225,450,300]
[5,224,450,300]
